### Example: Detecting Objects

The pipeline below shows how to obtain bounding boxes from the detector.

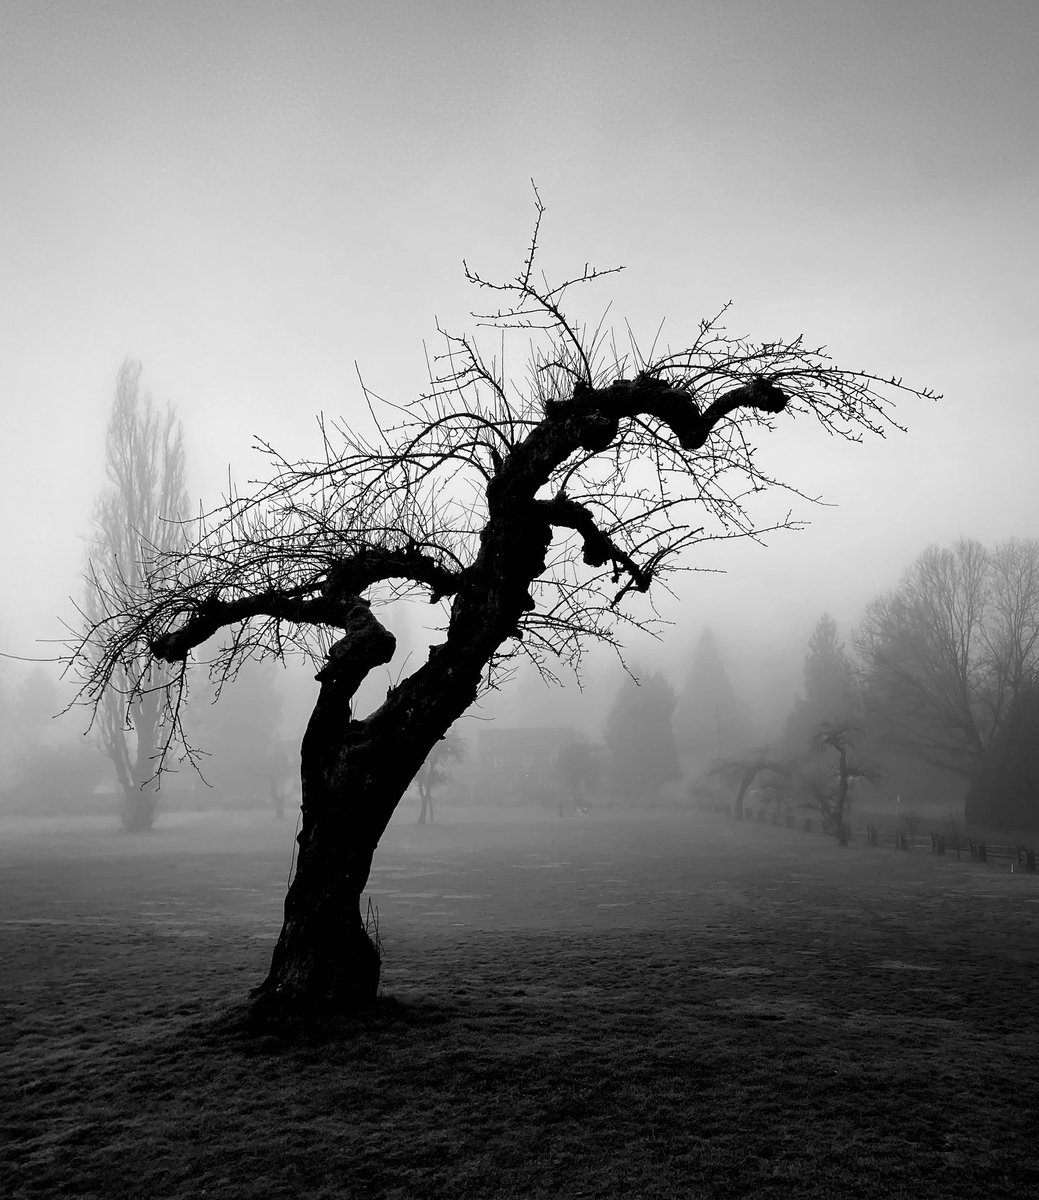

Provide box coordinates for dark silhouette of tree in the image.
[807,722,878,845]
[713,746,789,821]
[554,735,601,815]
[78,361,189,830]
[605,670,683,803]
[858,539,1039,824]
[414,728,465,823]
[68,194,935,1018]
[965,684,1039,831]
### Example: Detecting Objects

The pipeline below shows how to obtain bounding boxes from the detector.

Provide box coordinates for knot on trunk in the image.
[314,598,396,693]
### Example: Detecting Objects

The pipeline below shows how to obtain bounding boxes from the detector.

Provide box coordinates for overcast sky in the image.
[2,1,1037,723]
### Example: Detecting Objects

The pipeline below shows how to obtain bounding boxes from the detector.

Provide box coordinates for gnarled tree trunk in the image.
[250,612,487,1016]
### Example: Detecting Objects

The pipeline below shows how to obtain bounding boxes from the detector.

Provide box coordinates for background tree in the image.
[554,734,602,815]
[712,746,788,822]
[605,670,683,803]
[414,728,465,823]
[965,684,1039,831]
[80,361,189,830]
[70,197,935,1018]
[673,628,746,778]
[858,538,1039,825]
[784,613,857,757]
[806,721,878,845]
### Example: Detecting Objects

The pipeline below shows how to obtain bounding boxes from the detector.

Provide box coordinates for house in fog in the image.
[471,726,574,804]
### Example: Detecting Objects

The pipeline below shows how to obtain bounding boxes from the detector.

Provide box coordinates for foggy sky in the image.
[2,1,1037,726]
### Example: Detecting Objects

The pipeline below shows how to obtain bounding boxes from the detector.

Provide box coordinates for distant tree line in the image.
[859,538,1039,829]
[679,539,1039,837]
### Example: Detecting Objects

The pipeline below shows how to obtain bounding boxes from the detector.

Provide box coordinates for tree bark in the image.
[120,693,161,831]
[120,782,159,832]
[251,625,485,1017]
[252,680,386,1012]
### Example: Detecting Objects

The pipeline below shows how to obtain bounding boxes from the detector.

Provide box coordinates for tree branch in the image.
[323,543,463,604]
[534,496,651,592]
[151,544,462,663]
[150,591,356,662]
[570,374,789,451]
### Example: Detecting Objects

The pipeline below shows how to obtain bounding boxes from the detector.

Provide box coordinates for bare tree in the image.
[712,747,789,822]
[67,196,935,1017]
[858,539,1039,808]
[414,728,465,823]
[82,361,189,830]
[807,721,878,845]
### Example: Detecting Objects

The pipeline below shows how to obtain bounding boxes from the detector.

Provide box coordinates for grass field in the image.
[2,805,1038,1199]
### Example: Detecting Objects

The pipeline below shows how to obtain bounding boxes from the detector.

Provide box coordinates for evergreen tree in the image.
[605,669,682,802]
[785,614,856,756]
[673,628,745,776]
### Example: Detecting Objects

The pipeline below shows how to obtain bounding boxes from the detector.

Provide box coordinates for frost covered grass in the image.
[2,806,1037,1198]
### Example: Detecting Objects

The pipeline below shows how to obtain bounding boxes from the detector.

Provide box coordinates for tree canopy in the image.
[858,538,1039,824]
[74,198,932,755]
[66,194,937,1016]
[78,360,189,829]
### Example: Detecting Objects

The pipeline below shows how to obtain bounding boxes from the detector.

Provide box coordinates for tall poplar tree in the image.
[83,361,189,830]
